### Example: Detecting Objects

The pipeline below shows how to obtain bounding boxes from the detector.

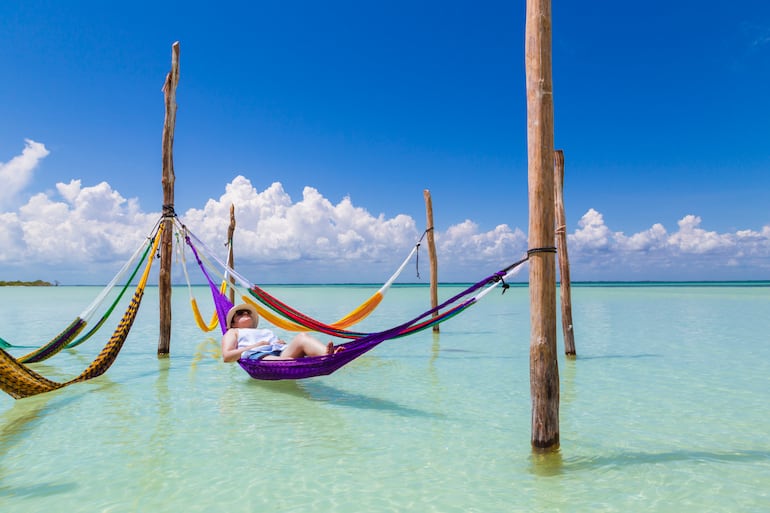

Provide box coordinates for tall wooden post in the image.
[227,204,236,304]
[423,190,439,332]
[158,41,180,357]
[525,0,559,451]
[554,150,576,357]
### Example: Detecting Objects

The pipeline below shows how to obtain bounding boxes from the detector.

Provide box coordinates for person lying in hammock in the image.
[221,303,344,363]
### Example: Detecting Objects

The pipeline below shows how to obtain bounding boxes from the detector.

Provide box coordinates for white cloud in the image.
[667,215,733,254]
[0,139,49,209]
[566,210,770,280]
[439,220,527,266]
[182,177,419,265]
[571,208,613,252]
[181,176,524,282]
[1,144,769,283]
[1,179,156,271]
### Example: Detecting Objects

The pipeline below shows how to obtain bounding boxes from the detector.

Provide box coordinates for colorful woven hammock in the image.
[236,266,520,380]
[182,221,528,381]
[0,225,162,399]
[1,233,155,362]
[181,224,421,334]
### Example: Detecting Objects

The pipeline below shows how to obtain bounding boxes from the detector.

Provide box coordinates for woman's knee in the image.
[293,333,313,345]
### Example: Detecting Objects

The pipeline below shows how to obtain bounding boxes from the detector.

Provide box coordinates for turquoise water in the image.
[1,283,769,512]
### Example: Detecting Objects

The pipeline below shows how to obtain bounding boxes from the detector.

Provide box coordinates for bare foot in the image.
[326,342,345,355]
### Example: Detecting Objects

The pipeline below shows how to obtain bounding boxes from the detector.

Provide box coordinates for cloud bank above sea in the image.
[1,140,768,284]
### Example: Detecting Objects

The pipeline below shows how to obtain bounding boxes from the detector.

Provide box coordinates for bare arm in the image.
[221,329,281,363]
[221,329,244,362]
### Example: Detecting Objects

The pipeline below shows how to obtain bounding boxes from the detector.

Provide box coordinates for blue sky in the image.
[1,1,769,284]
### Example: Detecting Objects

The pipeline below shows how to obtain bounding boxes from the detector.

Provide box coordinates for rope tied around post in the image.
[491,246,557,294]
[527,246,556,257]
[414,227,434,279]
[162,203,177,219]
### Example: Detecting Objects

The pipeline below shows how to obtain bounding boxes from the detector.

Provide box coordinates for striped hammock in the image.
[0,224,162,399]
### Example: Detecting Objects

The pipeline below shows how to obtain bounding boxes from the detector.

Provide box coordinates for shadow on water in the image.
[247,378,444,419]
[576,353,662,361]
[566,449,770,470]
[246,378,308,399]
[0,392,85,499]
[387,351,518,361]
[530,448,770,477]
[0,385,105,448]
[0,481,77,499]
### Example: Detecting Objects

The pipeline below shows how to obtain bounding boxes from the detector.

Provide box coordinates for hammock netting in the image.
[236,269,514,380]
[0,215,529,397]
[179,221,528,381]
[0,287,146,398]
[1,232,154,361]
[0,223,162,399]
[181,226,420,335]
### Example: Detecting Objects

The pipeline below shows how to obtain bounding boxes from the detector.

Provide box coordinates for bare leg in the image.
[265,333,341,360]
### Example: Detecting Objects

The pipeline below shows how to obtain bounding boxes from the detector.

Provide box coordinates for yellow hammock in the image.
[181,228,231,332]
[191,280,227,331]
[0,225,162,399]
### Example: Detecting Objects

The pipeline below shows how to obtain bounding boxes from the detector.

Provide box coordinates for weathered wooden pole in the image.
[227,204,236,304]
[525,0,559,451]
[554,150,576,357]
[158,41,180,357]
[423,190,439,332]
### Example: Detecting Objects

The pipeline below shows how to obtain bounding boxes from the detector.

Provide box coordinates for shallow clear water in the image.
[1,284,769,512]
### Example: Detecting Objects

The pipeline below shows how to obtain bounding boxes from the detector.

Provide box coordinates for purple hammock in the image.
[237,288,480,380]
[188,233,525,381]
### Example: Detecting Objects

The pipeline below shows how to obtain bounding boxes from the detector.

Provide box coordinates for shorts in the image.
[245,348,284,360]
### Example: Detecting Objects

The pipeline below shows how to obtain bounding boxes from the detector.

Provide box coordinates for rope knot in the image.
[162,204,177,218]
[527,246,556,256]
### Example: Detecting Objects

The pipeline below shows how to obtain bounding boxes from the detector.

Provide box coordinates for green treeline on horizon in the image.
[0,280,55,286]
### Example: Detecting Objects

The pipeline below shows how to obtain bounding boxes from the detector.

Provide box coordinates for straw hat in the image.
[226,303,259,328]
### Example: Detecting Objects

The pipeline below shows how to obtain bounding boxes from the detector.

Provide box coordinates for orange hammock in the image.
[182,224,420,332]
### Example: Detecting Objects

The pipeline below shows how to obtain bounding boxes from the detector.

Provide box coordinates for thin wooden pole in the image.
[158,41,180,357]
[554,150,576,357]
[525,0,559,451]
[227,204,236,304]
[423,190,439,332]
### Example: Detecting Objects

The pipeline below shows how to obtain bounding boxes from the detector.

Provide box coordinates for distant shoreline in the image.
[0,280,55,286]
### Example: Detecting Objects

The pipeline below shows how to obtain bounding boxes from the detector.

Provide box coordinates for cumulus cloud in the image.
[567,209,770,280]
[0,139,49,209]
[182,177,418,263]
[180,176,525,282]
[0,178,156,270]
[1,143,769,283]
[0,163,526,283]
[571,208,614,252]
[667,215,733,254]
[439,220,527,265]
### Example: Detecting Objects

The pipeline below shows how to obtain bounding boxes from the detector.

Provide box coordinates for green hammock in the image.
[0,233,154,363]
[0,224,162,399]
